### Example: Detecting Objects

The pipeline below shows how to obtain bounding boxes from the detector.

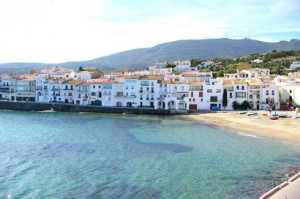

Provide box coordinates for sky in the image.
[0,0,299,64]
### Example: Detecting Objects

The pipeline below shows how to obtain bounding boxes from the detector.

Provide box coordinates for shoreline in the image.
[0,101,186,115]
[182,110,300,143]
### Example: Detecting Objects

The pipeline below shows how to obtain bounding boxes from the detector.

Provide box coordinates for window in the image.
[290,90,292,94]
[236,92,246,98]
[191,92,194,97]
[210,96,218,102]
[242,86,244,90]
[175,86,177,90]
[207,89,212,93]
[141,81,149,86]
[236,86,239,90]
[98,85,101,88]
[266,90,269,95]
[272,90,275,95]
[216,89,221,93]
[181,86,184,91]
[131,85,134,89]
[93,85,95,88]
[229,93,232,98]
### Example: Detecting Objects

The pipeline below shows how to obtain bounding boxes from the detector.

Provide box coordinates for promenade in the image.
[260,172,300,199]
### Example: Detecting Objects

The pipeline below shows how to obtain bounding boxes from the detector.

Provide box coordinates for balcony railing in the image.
[52,88,61,91]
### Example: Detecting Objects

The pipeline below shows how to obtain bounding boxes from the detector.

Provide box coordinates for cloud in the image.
[0,0,299,63]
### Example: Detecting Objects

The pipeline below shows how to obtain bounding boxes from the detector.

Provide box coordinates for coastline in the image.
[183,110,300,143]
[0,101,186,115]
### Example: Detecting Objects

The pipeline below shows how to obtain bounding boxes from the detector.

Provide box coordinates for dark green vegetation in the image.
[222,89,228,110]
[0,38,300,74]
[202,50,300,77]
[232,101,251,110]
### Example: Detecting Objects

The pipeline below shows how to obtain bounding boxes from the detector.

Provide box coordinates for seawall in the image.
[0,101,184,115]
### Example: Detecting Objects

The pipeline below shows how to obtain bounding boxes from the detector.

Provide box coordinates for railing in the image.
[52,88,61,91]
[115,95,136,98]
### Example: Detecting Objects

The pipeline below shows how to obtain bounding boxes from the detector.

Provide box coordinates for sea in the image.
[1,110,300,199]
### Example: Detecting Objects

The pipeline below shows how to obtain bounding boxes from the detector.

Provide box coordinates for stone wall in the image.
[0,101,178,115]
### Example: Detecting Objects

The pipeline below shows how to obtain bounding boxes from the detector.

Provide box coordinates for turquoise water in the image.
[0,111,300,199]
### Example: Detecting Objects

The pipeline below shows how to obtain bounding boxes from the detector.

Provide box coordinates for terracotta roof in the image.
[124,75,140,79]
[223,81,234,85]
[188,82,204,85]
[63,79,82,84]
[182,73,199,77]
[78,82,91,86]
[248,81,262,86]
[232,80,247,84]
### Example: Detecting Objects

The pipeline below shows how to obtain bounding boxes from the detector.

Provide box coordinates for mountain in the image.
[1,38,300,74]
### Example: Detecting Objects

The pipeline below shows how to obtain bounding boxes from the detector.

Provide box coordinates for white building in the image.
[188,82,204,110]
[15,79,36,102]
[290,62,300,70]
[155,80,189,110]
[278,85,300,106]
[0,75,16,101]
[202,79,223,110]
[260,84,280,110]
[174,60,192,72]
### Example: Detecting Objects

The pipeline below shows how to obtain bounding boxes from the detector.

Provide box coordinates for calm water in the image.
[0,111,300,199]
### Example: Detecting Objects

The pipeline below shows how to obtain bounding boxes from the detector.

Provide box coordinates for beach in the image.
[185,110,300,143]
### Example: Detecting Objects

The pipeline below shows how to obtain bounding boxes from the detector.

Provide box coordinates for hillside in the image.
[1,38,300,74]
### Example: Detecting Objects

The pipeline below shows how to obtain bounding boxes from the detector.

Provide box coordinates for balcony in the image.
[52,88,61,91]
[159,91,170,95]
[177,97,186,100]
[125,95,136,98]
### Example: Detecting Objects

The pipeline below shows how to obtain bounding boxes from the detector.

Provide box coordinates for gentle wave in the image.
[237,132,262,139]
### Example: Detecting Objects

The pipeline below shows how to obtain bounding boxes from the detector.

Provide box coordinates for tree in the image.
[165,62,176,68]
[232,101,239,110]
[217,71,224,77]
[267,96,275,113]
[78,66,85,71]
[222,89,228,110]
[240,101,251,110]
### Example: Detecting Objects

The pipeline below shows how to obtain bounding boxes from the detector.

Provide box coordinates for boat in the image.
[247,111,257,116]
[278,113,289,118]
[270,116,278,120]
[238,111,247,114]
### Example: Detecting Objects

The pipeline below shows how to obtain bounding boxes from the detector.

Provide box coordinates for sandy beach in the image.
[184,110,300,143]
